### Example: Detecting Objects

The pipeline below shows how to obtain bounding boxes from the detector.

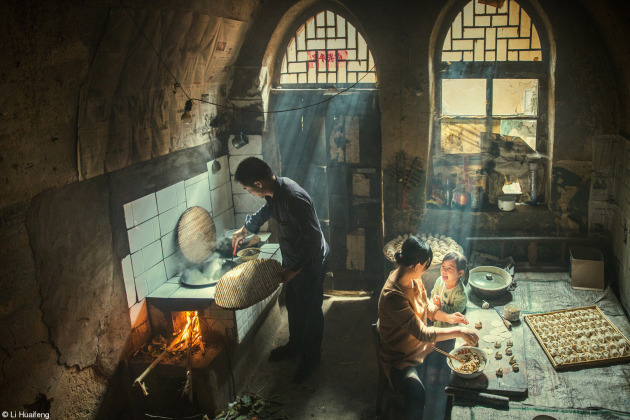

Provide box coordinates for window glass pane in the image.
[441,121,485,153]
[442,79,486,116]
[491,119,537,150]
[493,79,538,116]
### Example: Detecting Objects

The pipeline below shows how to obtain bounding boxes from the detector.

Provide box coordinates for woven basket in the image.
[177,206,216,264]
[215,258,283,310]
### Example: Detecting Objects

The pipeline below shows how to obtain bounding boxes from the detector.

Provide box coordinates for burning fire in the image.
[171,311,205,354]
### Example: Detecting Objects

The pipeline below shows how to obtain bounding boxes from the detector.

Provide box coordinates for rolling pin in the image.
[493,306,512,330]
[444,386,510,407]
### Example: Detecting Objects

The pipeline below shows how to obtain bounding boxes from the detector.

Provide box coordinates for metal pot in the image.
[468,266,513,299]
[498,195,515,211]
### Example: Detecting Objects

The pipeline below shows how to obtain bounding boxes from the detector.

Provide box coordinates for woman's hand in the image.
[433,294,442,308]
[448,312,468,325]
[458,327,479,347]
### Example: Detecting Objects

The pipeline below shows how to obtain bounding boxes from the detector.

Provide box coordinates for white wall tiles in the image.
[158,203,187,237]
[156,181,186,213]
[122,255,136,308]
[211,181,233,217]
[124,194,158,229]
[144,261,167,294]
[213,208,236,237]
[228,135,262,156]
[208,156,230,190]
[123,168,223,308]
[185,178,212,214]
[127,217,161,253]
[161,230,178,259]
[129,300,148,329]
[135,272,149,301]
[164,251,186,279]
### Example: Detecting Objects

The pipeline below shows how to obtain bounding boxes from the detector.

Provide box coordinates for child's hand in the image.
[449,312,468,325]
[433,295,441,308]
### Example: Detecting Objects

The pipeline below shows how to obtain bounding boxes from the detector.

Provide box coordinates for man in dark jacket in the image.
[232,157,329,383]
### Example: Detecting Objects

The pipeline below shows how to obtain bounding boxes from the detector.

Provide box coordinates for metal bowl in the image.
[447,346,488,379]
[468,266,513,299]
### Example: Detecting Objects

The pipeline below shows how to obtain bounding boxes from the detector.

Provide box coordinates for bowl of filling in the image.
[237,247,261,261]
[447,346,487,379]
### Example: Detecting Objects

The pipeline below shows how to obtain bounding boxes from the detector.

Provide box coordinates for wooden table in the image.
[449,272,630,419]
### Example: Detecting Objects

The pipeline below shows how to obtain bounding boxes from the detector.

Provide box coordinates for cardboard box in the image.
[570,247,605,291]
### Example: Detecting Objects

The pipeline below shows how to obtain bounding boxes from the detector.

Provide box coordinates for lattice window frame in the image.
[434,0,549,156]
[277,10,377,87]
[441,0,543,63]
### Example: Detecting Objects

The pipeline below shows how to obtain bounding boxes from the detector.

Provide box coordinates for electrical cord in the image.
[117,0,376,115]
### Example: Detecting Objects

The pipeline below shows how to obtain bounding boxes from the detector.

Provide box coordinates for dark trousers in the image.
[285,250,328,364]
[390,364,426,420]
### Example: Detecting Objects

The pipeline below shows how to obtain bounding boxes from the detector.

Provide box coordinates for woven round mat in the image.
[177,206,216,264]
[215,258,283,310]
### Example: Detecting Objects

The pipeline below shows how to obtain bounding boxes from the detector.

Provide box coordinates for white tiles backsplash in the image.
[161,230,178,259]
[228,134,262,156]
[135,273,149,301]
[185,179,212,214]
[211,181,233,216]
[124,193,158,229]
[164,251,186,279]
[185,172,209,187]
[121,256,136,308]
[129,300,148,328]
[208,155,230,190]
[213,208,236,236]
[128,217,161,253]
[145,262,167,294]
[122,158,244,311]
[156,181,186,213]
[158,204,186,237]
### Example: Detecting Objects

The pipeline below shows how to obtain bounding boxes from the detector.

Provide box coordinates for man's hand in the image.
[448,312,468,325]
[232,226,248,249]
[433,294,442,308]
[280,268,301,283]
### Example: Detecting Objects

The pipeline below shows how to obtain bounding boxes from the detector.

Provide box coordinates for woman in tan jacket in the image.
[377,236,478,419]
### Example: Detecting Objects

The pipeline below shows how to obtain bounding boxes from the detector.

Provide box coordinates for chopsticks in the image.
[432,345,465,363]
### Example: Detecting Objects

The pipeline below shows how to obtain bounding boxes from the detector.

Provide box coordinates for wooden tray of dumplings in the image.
[524,306,630,371]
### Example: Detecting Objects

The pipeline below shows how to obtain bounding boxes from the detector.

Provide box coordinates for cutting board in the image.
[449,307,528,398]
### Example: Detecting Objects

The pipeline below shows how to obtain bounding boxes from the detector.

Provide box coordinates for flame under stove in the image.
[135,300,234,370]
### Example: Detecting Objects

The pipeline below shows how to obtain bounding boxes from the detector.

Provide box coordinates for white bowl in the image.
[447,346,488,379]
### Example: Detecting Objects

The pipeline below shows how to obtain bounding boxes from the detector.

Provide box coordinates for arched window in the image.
[279,10,377,86]
[433,0,549,202]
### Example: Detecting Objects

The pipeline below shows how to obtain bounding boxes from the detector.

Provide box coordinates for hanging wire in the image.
[117,0,376,114]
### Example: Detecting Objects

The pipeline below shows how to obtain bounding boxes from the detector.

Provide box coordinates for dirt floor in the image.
[235,293,451,420]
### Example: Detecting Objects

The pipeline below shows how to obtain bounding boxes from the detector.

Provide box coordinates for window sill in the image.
[425,202,550,214]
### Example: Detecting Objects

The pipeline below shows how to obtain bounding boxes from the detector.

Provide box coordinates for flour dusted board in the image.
[449,308,528,397]
[524,306,630,371]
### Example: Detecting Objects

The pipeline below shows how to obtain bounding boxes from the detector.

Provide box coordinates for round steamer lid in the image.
[177,206,216,264]
[469,266,512,291]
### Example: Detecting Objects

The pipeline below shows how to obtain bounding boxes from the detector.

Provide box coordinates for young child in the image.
[430,251,468,328]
